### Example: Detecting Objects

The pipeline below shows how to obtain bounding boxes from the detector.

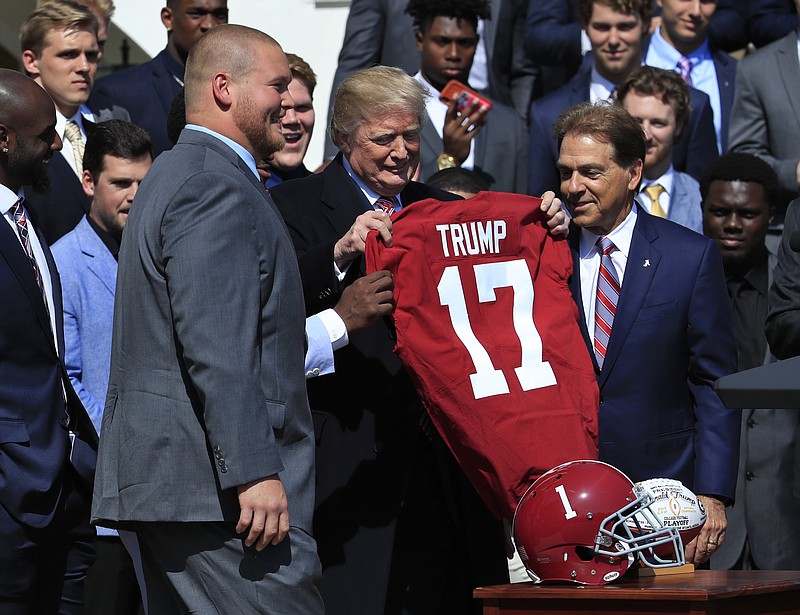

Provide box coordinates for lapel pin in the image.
[643,259,651,268]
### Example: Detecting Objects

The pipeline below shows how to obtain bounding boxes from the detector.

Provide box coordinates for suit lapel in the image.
[713,50,735,151]
[0,217,59,354]
[668,175,687,225]
[320,156,373,240]
[599,213,661,386]
[152,51,183,115]
[421,118,443,179]
[776,34,800,131]
[76,218,117,297]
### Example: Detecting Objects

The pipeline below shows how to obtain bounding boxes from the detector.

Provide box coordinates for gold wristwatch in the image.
[436,152,458,170]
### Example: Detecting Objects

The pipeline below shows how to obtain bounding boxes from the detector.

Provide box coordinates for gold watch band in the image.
[436,152,457,171]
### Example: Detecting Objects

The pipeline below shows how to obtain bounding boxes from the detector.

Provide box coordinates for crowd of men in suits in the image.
[4,0,800,614]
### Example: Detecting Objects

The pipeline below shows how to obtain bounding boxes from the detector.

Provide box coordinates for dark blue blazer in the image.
[710,47,737,154]
[567,211,739,499]
[0,204,97,530]
[91,49,182,156]
[527,64,719,195]
[25,151,90,247]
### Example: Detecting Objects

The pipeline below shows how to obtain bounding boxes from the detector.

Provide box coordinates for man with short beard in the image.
[91,25,324,614]
[0,68,99,614]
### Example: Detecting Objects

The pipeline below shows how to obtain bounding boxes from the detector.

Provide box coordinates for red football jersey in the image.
[366,192,599,519]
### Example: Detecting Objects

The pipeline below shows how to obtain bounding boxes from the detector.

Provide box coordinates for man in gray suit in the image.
[701,153,800,570]
[619,66,703,234]
[91,25,324,614]
[728,2,800,217]
[323,0,535,159]
[408,0,528,193]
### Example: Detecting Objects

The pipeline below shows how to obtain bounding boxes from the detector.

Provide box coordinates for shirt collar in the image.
[161,47,186,83]
[0,184,23,215]
[579,201,639,259]
[341,155,404,208]
[57,108,90,139]
[642,166,675,196]
[185,124,260,181]
[650,26,711,65]
[589,67,618,102]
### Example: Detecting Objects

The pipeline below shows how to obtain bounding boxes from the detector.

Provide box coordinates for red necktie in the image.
[594,237,620,370]
[375,196,397,216]
[11,199,50,316]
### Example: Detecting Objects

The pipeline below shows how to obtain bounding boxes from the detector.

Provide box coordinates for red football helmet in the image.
[513,460,684,585]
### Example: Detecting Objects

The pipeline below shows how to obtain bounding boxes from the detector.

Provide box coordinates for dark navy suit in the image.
[0,198,98,612]
[527,64,719,195]
[568,211,739,498]
[91,49,183,157]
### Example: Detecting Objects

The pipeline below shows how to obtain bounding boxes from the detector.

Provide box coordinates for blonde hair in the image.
[330,65,428,147]
[21,1,98,57]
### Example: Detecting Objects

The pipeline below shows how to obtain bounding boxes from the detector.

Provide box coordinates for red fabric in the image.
[366,192,599,519]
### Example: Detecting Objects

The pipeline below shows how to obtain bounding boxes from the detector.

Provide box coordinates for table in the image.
[474,570,800,614]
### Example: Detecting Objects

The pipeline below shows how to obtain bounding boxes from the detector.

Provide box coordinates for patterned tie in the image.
[64,120,85,175]
[644,183,667,218]
[594,237,620,370]
[375,196,398,216]
[11,199,50,316]
[677,57,693,87]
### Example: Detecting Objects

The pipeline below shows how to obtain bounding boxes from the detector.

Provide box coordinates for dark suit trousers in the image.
[385,433,509,615]
[85,536,144,615]
[0,470,95,615]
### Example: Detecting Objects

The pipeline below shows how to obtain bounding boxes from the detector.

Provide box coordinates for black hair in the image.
[699,152,778,210]
[426,167,490,196]
[83,119,152,179]
[405,0,491,34]
[167,87,186,147]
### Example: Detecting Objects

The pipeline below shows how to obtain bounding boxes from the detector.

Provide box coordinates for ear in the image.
[211,72,233,108]
[627,159,644,192]
[415,30,424,53]
[21,50,40,79]
[161,7,173,31]
[0,124,13,155]
[334,129,351,156]
[81,169,95,199]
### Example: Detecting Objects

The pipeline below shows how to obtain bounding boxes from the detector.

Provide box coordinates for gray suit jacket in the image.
[323,0,536,157]
[712,250,800,570]
[418,99,528,194]
[729,31,800,208]
[92,129,316,532]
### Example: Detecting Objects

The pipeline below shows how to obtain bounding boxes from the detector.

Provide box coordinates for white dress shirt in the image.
[646,28,722,154]
[0,184,58,351]
[578,204,638,335]
[589,67,618,103]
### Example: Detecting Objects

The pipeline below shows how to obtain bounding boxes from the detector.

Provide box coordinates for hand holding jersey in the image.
[365,192,598,519]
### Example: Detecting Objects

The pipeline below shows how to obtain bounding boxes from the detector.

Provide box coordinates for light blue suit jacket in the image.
[52,216,116,434]
[636,172,703,234]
